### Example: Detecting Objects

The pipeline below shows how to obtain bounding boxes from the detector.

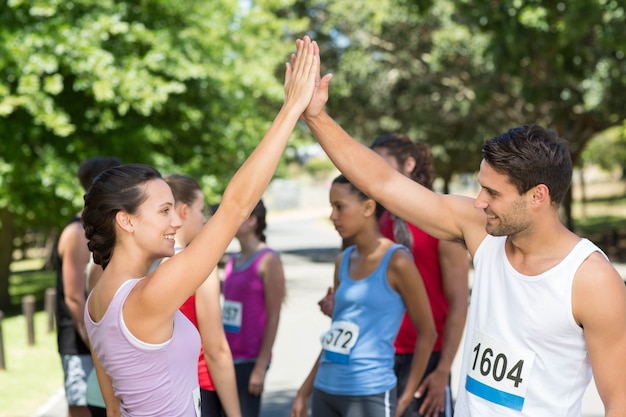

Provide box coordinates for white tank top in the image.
[455,235,603,416]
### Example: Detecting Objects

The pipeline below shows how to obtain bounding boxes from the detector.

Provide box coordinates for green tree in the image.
[0,0,306,309]
[281,0,497,190]
[284,0,626,213]
[456,0,626,227]
[582,123,626,179]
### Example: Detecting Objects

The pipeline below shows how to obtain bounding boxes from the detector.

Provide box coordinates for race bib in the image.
[222,300,242,332]
[192,387,201,417]
[320,321,360,364]
[466,330,535,411]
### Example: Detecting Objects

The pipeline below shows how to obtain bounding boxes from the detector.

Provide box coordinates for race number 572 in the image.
[321,321,359,364]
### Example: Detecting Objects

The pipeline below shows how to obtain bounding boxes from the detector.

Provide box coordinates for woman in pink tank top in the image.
[223,200,285,417]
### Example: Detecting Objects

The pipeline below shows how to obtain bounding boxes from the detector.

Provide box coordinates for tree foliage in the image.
[2,0,626,308]
[283,0,626,213]
[582,123,626,177]
[0,0,306,308]
[455,0,626,159]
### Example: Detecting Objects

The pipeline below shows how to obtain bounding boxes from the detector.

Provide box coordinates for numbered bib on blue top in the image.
[222,300,243,333]
[320,321,359,364]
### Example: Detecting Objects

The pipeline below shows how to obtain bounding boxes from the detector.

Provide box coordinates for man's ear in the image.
[403,156,416,177]
[115,211,134,233]
[530,184,550,207]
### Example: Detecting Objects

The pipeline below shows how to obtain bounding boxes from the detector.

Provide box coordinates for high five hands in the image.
[288,36,333,120]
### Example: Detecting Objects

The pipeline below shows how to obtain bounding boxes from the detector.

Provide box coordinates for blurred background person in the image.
[223,200,285,417]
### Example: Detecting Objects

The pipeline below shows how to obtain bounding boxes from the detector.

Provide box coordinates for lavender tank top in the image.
[85,278,201,417]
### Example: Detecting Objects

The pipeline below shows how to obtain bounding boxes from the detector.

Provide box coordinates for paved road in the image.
[35,207,617,417]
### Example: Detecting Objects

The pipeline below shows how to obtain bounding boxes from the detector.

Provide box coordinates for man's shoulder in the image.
[58,216,87,254]
[577,248,617,278]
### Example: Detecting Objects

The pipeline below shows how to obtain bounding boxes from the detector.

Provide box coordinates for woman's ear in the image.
[403,156,416,177]
[176,203,188,221]
[363,199,377,218]
[115,211,134,233]
[247,214,258,228]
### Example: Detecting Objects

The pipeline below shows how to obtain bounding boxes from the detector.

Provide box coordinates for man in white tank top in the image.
[300,85,626,417]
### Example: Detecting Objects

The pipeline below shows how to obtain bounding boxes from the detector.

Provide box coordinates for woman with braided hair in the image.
[82,37,320,417]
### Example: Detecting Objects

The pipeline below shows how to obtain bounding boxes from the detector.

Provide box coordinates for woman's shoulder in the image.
[256,246,280,261]
[386,243,416,270]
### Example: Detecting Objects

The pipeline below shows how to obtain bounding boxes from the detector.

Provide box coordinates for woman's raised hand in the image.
[283,36,319,116]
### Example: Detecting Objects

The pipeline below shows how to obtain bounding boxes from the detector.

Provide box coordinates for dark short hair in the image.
[83,164,162,269]
[482,124,572,205]
[78,157,122,191]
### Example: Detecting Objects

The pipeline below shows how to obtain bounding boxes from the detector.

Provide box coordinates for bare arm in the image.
[131,37,320,326]
[92,352,121,417]
[573,253,626,417]
[416,240,469,417]
[195,268,242,417]
[389,249,437,417]
[292,255,340,417]
[59,221,90,346]
[290,352,322,417]
[300,55,486,252]
[249,251,285,396]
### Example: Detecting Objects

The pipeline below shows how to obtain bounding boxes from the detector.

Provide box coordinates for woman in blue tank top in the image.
[291,175,436,417]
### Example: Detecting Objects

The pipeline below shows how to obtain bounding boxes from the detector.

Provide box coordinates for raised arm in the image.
[144,37,320,316]
[300,44,484,249]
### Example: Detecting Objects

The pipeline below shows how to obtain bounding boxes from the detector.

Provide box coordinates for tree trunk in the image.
[0,208,16,310]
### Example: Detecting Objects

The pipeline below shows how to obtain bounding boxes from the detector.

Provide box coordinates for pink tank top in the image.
[222,248,273,360]
[85,278,201,417]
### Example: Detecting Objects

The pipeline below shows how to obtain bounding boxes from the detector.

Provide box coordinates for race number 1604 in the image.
[471,342,524,388]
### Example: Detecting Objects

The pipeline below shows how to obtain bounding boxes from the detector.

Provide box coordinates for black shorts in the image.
[311,387,397,417]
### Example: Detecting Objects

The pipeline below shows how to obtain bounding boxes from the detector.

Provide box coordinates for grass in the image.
[0,311,63,417]
[576,214,626,232]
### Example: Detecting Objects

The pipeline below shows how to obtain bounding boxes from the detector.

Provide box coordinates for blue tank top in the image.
[314,244,407,396]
